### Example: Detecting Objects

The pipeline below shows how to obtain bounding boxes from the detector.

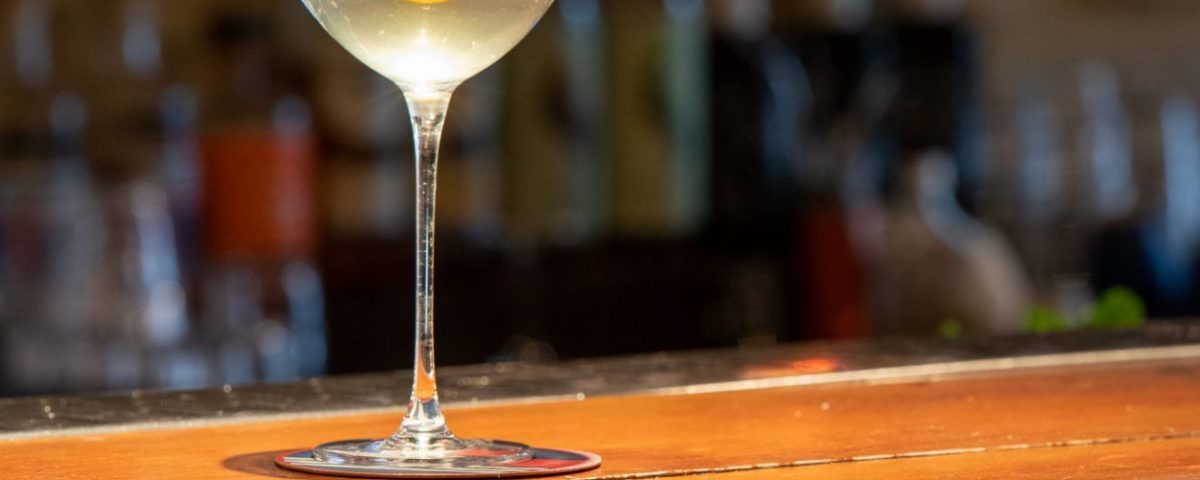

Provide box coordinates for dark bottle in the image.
[701,0,805,345]
[1138,95,1200,316]
[707,0,806,250]
[777,2,880,340]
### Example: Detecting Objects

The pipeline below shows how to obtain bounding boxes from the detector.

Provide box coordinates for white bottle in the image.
[874,151,1032,335]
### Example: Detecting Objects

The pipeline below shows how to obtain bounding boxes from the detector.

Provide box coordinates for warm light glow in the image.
[740,357,841,379]
[385,49,462,86]
[790,358,840,373]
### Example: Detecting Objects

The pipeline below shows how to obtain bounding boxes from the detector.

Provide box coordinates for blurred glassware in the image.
[0,94,98,394]
[89,179,202,390]
[202,258,325,383]
[1078,62,1137,223]
[88,0,206,311]
[1073,61,1138,311]
[90,0,210,391]
[1,0,210,394]
[9,0,54,87]
[0,0,101,394]
[1013,79,1069,298]
[133,0,205,301]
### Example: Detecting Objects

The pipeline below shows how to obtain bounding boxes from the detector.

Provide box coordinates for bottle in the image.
[0,0,102,394]
[199,12,326,383]
[874,151,1031,335]
[706,0,806,249]
[865,18,1031,336]
[1079,62,1137,224]
[1140,95,1200,315]
[701,0,806,344]
[503,0,608,245]
[1078,62,1148,319]
[1011,78,1090,307]
[778,1,881,340]
[607,0,710,239]
[0,96,98,394]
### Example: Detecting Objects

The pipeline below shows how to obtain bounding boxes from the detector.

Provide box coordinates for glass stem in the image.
[399,88,455,442]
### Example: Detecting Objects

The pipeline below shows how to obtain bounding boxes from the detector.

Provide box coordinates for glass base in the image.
[278,443,602,478]
[314,436,533,467]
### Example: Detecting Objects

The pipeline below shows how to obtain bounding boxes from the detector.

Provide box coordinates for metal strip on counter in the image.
[1,323,1198,440]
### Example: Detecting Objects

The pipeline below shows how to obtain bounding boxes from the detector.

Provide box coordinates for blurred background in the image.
[1,0,1199,396]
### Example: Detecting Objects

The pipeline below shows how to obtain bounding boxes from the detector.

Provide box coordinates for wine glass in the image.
[279,0,596,476]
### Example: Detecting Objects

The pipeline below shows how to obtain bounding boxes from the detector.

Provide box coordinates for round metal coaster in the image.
[275,444,601,479]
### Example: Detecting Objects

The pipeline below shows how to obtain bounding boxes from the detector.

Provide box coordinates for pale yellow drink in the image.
[301,0,554,88]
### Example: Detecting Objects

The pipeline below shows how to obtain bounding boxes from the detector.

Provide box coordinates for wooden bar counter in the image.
[3,327,1200,479]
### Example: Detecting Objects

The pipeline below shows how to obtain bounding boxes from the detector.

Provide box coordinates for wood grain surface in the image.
[679,437,1200,479]
[2,357,1199,479]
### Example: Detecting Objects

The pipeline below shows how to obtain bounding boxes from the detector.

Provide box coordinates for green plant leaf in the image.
[1089,287,1146,329]
[937,318,963,339]
[1025,306,1069,334]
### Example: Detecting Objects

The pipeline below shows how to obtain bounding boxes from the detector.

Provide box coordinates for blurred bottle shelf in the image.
[3,0,1200,395]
